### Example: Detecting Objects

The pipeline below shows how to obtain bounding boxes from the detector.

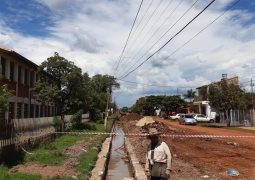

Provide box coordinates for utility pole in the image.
[251,79,254,108]
[176,88,179,96]
[104,87,110,128]
[251,78,254,127]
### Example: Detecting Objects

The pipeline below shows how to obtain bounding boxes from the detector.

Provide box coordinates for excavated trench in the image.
[106,122,133,180]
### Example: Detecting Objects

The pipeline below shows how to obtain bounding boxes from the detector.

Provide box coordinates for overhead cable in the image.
[163,0,241,60]
[119,0,216,79]
[122,0,175,64]
[119,0,200,78]
[114,0,144,75]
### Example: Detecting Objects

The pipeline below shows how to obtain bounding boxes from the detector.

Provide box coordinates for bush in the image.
[71,109,83,129]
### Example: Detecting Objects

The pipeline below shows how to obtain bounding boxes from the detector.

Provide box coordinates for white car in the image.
[193,114,214,123]
[169,113,185,120]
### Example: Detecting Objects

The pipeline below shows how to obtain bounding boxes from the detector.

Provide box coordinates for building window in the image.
[30,104,34,118]
[9,102,15,120]
[17,103,22,119]
[18,66,22,84]
[30,71,34,87]
[24,104,28,118]
[10,62,15,81]
[24,69,29,86]
[36,105,39,118]
[1,57,6,77]
[40,105,44,117]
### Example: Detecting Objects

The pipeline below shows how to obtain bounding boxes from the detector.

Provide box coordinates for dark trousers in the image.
[151,177,167,180]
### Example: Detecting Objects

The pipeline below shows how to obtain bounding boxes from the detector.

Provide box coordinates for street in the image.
[123,114,255,180]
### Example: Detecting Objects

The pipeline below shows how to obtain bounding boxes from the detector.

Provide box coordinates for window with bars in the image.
[10,62,14,81]
[1,57,6,77]
[17,103,22,119]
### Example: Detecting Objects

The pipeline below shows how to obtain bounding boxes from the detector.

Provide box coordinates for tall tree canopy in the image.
[35,52,119,120]
[208,81,247,126]
[131,95,186,115]
[183,89,196,102]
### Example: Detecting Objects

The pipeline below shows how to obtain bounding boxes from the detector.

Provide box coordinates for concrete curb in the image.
[125,137,147,180]
[89,137,112,180]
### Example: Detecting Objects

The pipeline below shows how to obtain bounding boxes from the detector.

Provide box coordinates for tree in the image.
[35,53,120,123]
[88,74,119,121]
[208,81,247,126]
[183,89,196,103]
[0,85,11,110]
[131,95,186,115]
[0,84,12,127]
[35,52,88,114]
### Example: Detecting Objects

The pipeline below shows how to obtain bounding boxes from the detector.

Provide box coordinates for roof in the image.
[196,76,239,89]
[0,47,38,69]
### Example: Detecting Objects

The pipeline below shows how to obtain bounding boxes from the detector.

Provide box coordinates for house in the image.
[0,47,57,120]
[193,75,239,119]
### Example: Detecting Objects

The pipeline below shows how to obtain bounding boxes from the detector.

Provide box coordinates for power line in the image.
[119,0,200,78]
[118,79,197,89]
[119,0,216,79]
[129,0,154,40]
[114,0,144,75]
[163,0,241,60]
[122,0,175,66]
[118,0,164,69]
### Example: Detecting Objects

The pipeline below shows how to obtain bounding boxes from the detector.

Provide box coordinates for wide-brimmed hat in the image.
[148,128,161,136]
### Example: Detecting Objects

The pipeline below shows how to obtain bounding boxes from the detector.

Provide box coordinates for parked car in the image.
[178,114,197,125]
[193,114,214,123]
[169,113,185,120]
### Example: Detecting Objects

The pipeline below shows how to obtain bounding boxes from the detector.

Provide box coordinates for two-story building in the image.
[194,76,239,119]
[0,47,57,120]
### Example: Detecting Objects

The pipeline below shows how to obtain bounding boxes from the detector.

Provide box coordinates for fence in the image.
[0,113,90,149]
[218,109,254,127]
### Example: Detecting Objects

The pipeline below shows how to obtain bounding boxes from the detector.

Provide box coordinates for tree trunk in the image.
[226,110,231,127]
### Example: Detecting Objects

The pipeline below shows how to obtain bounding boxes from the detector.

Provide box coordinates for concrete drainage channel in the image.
[90,122,146,180]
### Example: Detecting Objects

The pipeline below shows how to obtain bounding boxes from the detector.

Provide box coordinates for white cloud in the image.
[1,0,255,107]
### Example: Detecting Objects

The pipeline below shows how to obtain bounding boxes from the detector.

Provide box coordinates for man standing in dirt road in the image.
[145,128,172,180]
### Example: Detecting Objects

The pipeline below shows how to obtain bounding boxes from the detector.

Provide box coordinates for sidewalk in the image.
[239,127,255,131]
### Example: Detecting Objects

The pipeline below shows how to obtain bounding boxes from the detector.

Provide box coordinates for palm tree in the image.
[183,89,196,102]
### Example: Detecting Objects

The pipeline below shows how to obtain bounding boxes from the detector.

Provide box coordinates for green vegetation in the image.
[0,84,12,110]
[77,134,107,179]
[5,120,113,179]
[208,81,254,126]
[35,52,120,121]
[0,166,41,180]
[131,95,186,115]
[183,89,196,103]
[25,135,88,165]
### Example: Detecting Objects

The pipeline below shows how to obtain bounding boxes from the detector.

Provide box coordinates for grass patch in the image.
[25,134,89,165]
[24,120,112,166]
[5,120,114,179]
[76,135,107,179]
[0,166,41,180]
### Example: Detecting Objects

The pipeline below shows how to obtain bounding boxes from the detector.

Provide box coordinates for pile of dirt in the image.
[136,116,155,127]
[121,113,143,121]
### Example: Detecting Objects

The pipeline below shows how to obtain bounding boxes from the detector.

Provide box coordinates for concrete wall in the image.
[125,138,147,180]
[90,137,112,180]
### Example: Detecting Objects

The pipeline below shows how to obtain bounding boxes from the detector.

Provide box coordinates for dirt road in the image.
[122,114,255,180]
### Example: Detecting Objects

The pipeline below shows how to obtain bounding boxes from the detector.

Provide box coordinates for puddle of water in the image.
[106,123,133,180]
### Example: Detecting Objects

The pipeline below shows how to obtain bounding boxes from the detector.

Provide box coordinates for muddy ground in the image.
[10,135,99,179]
[122,113,255,180]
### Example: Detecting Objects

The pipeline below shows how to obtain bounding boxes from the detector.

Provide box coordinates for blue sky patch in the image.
[0,0,55,37]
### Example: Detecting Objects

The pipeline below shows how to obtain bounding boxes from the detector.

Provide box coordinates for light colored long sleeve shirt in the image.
[145,141,172,171]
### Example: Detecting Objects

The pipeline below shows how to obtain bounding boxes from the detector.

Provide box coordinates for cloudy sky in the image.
[1,0,255,107]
